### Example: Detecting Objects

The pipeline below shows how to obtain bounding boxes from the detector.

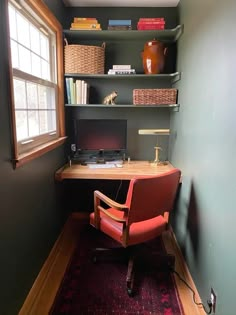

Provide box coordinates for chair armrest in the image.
[98,206,126,223]
[94,190,128,212]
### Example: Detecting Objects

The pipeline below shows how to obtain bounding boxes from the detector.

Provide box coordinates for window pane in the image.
[47,87,56,109]
[16,12,30,48]
[40,34,49,61]
[11,40,19,69]
[19,45,31,74]
[48,110,56,132]
[15,110,28,141]
[40,110,56,132]
[28,110,39,137]
[41,60,50,80]
[38,86,55,110]
[13,79,26,109]
[31,53,41,78]
[26,82,38,109]
[9,5,17,40]
[39,110,47,134]
[30,25,40,54]
[38,85,47,109]
[39,110,56,134]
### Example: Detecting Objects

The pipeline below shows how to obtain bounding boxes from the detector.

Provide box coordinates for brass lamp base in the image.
[154,146,161,163]
[150,146,168,166]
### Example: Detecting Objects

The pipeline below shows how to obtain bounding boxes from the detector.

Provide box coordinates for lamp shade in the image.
[138,129,170,135]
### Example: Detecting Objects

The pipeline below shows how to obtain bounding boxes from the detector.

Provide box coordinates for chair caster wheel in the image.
[92,256,97,263]
[127,288,133,297]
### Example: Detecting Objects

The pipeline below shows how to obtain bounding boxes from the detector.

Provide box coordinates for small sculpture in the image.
[103,91,118,105]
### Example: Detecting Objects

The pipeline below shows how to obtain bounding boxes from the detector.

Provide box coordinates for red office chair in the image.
[90,168,181,296]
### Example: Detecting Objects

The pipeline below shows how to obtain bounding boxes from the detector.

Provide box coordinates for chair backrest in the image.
[125,168,181,225]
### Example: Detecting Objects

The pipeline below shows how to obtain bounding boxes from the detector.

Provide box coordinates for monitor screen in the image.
[74,119,127,152]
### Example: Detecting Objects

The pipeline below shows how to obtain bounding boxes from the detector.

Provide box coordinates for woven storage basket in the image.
[133,88,177,105]
[64,39,105,74]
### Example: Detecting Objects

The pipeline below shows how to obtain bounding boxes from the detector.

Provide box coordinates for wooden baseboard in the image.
[162,228,206,315]
[19,213,205,315]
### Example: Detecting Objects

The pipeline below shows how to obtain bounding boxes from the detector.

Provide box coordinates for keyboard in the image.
[88,164,116,169]
[106,160,123,165]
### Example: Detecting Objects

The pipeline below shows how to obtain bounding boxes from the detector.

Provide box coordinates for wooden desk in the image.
[55,161,175,181]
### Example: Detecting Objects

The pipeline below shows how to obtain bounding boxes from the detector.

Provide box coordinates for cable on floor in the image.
[169,267,213,314]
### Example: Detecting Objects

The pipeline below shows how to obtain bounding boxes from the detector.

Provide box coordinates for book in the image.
[70,27,101,31]
[108,69,136,75]
[113,65,131,70]
[137,24,165,30]
[70,78,76,104]
[139,17,165,21]
[71,23,101,29]
[108,19,132,26]
[75,80,82,104]
[65,78,72,104]
[83,82,90,104]
[72,20,98,25]
[107,25,132,30]
[74,80,90,104]
[138,21,165,25]
[137,17,165,30]
[74,17,97,22]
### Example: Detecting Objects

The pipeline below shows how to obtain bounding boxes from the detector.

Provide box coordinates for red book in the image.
[139,17,165,22]
[137,24,165,30]
[138,21,165,25]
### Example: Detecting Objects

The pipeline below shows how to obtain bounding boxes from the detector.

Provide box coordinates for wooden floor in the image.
[19,213,206,315]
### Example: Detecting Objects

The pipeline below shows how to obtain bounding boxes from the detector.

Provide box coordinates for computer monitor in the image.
[74,119,127,158]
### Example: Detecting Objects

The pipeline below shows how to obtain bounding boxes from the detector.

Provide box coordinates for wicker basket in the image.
[133,88,177,105]
[64,39,105,74]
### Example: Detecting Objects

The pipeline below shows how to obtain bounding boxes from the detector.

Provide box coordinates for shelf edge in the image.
[65,104,180,108]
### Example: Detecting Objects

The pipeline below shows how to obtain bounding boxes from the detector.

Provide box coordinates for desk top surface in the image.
[55,161,175,181]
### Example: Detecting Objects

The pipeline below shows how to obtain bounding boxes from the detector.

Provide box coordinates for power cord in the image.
[169,266,213,314]
[114,180,123,201]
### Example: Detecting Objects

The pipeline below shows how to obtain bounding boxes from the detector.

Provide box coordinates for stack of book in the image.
[108,65,136,75]
[70,17,101,30]
[65,78,89,104]
[137,18,165,30]
[108,19,132,30]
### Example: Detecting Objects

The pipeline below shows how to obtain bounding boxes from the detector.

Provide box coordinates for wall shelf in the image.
[63,25,183,42]
[64,72,181,83]
[65,103,179,109]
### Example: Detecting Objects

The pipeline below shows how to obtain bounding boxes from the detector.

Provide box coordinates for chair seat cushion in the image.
[90,208,167,247]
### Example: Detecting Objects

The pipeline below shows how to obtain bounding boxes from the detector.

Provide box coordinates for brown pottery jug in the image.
[142,39,167,74]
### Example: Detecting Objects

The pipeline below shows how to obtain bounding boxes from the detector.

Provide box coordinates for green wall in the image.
[170,0,236,314]
[0,1,66,314]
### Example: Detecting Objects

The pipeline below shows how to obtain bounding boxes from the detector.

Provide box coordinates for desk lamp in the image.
[138,129,170,165]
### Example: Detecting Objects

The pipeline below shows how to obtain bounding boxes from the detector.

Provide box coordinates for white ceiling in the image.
[62,0,180,7]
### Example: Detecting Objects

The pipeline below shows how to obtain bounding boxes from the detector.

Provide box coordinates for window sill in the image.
[13,137,67,169]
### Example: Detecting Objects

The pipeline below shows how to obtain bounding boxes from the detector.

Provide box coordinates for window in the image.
[7,0,65,168]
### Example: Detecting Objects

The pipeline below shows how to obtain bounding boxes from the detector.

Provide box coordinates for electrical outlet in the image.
[71,144,76,152]
[210,287,216,313]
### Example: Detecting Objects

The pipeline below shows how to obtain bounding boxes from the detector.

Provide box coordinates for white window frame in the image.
[6,0,65,168]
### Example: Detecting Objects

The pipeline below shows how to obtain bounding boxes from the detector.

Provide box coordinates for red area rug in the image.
[50,226,184,315]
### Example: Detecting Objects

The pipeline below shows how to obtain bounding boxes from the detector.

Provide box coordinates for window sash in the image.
[6,0,65,167]
[9,1,58,152]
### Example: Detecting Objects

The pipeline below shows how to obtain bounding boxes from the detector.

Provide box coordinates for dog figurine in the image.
[103,91,118,105]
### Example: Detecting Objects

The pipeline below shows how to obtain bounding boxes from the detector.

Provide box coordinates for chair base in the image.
[92,246,175,296]
[92,247,128,263]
